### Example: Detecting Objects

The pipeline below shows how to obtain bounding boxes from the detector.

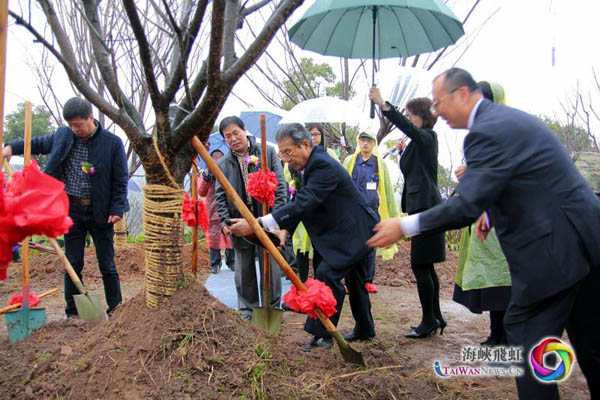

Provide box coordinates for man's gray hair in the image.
[275,123,312,147]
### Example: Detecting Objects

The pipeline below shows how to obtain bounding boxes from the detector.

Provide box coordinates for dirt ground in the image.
[0,242,591,399]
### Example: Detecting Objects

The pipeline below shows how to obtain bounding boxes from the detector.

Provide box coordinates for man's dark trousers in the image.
[64,203,122,316]
[504,268,600,399]
[304,250,375,339]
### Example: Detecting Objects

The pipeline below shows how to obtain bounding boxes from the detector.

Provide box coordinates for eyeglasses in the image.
[430,87,460,113]
[278,146,298,159]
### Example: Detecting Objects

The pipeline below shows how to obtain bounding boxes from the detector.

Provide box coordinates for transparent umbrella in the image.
[278,96,364,125]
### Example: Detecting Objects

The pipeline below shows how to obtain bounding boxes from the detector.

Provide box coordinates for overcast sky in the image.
[3,0,600,176]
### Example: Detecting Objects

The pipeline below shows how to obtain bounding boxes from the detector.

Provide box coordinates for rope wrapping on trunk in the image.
[142,183,184,308]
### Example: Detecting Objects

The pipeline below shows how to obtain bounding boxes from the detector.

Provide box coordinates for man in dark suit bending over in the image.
[229,123,378,352]
[368,68,600,399]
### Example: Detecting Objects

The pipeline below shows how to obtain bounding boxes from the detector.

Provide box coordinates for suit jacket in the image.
[215,135,287,249]
[419,100,600,306]
[383,105,442,214]
[8,122,129,226]
[271,146,379,269]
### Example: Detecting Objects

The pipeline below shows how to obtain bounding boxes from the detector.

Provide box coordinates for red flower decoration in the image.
[8,291,40,308]
[247,170,278,207]
[282,278,338,320]
[1,161,73,277]
[182,192,209,232]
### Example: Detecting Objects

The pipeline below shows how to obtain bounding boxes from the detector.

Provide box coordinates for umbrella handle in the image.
[370,100,376,119]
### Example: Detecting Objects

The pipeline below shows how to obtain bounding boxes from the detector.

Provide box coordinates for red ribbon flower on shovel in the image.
[282,278,338,319]
[247,169,278,207]
[0,160,73,278]
[182,192,209,232]
[8,292,40,308]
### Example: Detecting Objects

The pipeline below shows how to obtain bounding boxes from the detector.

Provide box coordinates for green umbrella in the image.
[289,0,464,117]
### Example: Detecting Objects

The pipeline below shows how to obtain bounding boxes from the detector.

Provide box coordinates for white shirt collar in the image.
[467,98,484,130]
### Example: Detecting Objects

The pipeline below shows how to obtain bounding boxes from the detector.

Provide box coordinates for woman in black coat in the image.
[370,88,446,338]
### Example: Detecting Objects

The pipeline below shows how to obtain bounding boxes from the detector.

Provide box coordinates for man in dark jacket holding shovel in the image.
[229,123,378,352]
[215,116,287,321]
[3,97,128,319]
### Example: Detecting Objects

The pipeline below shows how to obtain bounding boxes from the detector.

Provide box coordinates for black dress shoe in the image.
[480,336,502,346]
[343,332,375,342]
[405,322,439,339]
[302,337,333,352]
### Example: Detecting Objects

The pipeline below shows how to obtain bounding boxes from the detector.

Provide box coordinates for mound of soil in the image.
[0,278,441,399]
[376,241,458,290]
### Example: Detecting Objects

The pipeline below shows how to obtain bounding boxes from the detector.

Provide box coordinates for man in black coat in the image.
[215,116,287,321]
[368,68,600,399]
[3,97,129,318]
[229,123,378,351]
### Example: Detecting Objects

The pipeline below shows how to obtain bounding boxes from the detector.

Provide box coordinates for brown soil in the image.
[0,243,590,399]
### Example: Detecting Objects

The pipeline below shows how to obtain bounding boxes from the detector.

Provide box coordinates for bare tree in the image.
[560,73,600,153]
[9,0,304,304]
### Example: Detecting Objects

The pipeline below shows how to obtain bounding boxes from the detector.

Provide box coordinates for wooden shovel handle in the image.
[2,158,13,175]
[191,137,338,334]
[260,114,271,290]
[0,288,59,314]
[48,238,87,295]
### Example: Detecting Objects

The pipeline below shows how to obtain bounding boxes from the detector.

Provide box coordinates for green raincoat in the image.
[343,130,400,260]
[456,81,511,290]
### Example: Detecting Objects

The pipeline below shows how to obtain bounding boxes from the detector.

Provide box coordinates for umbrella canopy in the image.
[240,110,284,143]
[288,0,464,59]
[196,132,230,169]
[278,97,364,125]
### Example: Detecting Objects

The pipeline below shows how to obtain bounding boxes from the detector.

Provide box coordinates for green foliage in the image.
[541,115,594,156]
[4,102,57,169]
[246,342,273,400]
[445,230,462,252]
[183,228,205,244]
[281,58,353,110]
[128,233,145,243]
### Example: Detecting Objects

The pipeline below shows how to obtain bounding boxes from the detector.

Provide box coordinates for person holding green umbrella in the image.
[288,0,464,117]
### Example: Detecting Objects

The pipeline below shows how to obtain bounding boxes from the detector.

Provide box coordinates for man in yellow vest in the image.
[344,130,399,293]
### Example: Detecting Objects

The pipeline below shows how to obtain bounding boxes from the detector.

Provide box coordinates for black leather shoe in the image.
[344,332,375,342]
[480,336,502,346]
[302,337,333,352]
[405,322,439,339]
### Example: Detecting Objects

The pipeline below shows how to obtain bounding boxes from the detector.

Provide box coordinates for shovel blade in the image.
[5,307,47,343]
[252,306,283,335]
[330,330,366,367]
[74,293,106,322]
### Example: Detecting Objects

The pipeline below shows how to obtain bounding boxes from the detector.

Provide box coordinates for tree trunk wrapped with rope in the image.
[142,140,185,309]
[113,217,128,248]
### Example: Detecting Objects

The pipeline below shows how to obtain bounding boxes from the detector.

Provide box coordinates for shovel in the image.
[4,103,48,343]
[4,230,46,343]
[48,238,106,322]
[191,136,366,367]
[252,115,283,335]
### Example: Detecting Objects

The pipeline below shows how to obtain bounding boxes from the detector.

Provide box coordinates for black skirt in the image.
[452,284,511,314]
[410,230,445,264]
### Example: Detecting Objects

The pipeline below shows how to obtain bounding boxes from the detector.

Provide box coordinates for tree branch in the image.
[121,0,164,113]
[223,0,304,86]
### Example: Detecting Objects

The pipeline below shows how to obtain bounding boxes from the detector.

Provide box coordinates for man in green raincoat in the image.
[344,130,399,293]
